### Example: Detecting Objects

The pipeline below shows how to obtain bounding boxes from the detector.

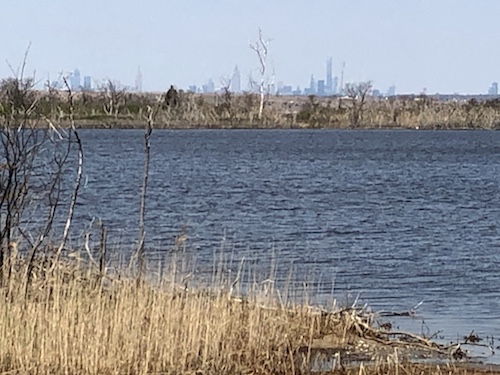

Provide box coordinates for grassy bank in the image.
[2,77,500,129]
[0,253,497,374]
[1,254,300,374]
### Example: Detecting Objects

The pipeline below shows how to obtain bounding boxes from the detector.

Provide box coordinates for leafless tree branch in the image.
[249,28,271,121]
[53,78,84,263]
[135,100,161,280]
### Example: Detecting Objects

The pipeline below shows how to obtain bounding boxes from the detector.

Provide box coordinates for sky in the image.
[2,0,500,94]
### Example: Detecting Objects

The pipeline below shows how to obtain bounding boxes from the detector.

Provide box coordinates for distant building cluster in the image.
[39,61,500,98]
[188,66,241,94]
[49,68,92,91]
[70,69,92,91]
[187,57,398,97]
[48,66,144,93]
[294,57,338,96]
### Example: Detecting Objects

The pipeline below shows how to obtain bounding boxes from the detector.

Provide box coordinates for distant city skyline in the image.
[3,1,500,95]
[55,59,499,99]
[44,61,500,99]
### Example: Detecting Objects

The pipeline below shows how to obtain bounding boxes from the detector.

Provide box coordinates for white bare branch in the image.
[249,28,271,121]
[54,79,84,262]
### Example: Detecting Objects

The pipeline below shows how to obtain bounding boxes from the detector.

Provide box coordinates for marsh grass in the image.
[0,252,327,374]
[0,253,496,375]
[16,89,500,129]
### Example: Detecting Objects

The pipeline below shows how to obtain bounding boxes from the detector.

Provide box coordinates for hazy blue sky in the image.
[2,1,500,94]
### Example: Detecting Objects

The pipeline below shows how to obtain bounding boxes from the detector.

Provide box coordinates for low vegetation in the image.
[0,253,497,374]
[2,78,500,129]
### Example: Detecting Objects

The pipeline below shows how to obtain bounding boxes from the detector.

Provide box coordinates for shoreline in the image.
[2,253,499,374]
[36,119,500,130]
[3,86,500,130]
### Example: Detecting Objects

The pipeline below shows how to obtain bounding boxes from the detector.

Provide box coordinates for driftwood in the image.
[292,302,497,366]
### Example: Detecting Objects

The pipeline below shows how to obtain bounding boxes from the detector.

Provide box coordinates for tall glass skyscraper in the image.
[231,65,241,93]
[71,69,81,91]
[326,57,333,95]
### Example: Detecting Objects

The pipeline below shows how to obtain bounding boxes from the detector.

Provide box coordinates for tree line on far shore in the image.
[1,77,500,129]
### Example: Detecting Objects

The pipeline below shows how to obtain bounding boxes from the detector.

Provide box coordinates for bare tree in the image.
[249,28,271,121]
[100,80,126,119]
[0,72,83,290]
[0,48,87,290]
[345,81,372,127]
[0,75,41,281]
[216,76,233,121]
[135,100,161,281]
[51,79,84,265]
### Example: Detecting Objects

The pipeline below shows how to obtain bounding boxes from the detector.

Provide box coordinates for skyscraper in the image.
[488,82,498,96]
[231,65,241,93]
[71,69,81,91]
[135,66,143,92]
[83,76,92,91]
[309,75,316,94]
[317,80,325,96]
[326,57,333,95]
[203,79,215,93]
[332,76,339,95]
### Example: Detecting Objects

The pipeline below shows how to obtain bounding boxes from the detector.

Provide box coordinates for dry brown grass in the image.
[0,254,319,374]
[0,254,498,375]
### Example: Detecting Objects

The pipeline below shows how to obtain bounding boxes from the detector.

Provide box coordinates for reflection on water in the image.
[70,129,500,362]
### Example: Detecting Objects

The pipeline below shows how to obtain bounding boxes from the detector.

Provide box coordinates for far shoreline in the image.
[3,85,500,130]
[68,121,498,130]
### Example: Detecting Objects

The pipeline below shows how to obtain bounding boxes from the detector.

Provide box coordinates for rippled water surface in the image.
[75,129,500,359]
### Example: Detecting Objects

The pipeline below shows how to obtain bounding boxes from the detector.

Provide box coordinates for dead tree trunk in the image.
[250,28,270,121]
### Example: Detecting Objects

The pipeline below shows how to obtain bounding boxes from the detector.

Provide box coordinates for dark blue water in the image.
[73,129,500,360]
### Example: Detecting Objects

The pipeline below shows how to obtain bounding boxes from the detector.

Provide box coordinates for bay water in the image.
[70,129,500,361]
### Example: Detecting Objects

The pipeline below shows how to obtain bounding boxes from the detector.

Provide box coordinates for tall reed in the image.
[0,254,327,374]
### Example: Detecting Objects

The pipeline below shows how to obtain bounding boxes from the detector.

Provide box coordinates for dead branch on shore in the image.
[377,301,423,317]
[290,302,496,364]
